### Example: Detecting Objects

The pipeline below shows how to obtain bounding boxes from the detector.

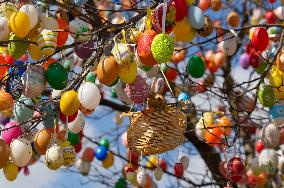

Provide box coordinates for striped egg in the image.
[37,29,57,56]
[269,101,284,126]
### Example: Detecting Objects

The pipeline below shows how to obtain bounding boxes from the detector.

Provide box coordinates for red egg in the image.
[248,51,260,68]
[159,159,167,171]
[268,0,275,2]
[199,0,211,12]
[164,67,177,81]
[3,54,14,65]
[74,142,82,153]
[174,163,184,177]
[265,11,277,24]
[172,0,188,21]
[226,156,245,183]
[127,149,140,164]
[137,30,157,66]
[255,139,265,154]
[251,28,269,52]
[82,147,94,162]
[57,18,69,47]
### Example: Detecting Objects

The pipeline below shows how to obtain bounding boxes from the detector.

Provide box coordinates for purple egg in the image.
[239,53,250,69]
[74,41,94,59]
[0,116,10,125]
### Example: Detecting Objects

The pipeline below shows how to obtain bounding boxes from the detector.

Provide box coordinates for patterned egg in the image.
[124,75,149,104]
[37,29,57,56]
[115,82,133,104]
[10,138,32,167]
[69,18,91,42]
[22,65,45,99]
[154,167,163,181]
[0,16,10,41]
[257,85,275,107]
[0,3,17,19]
[60,140,76,167]
[45,143,64,170]
[8,34,28,60]
[226,156,245,183]
[68,110,85,134]
[269,101,284,126]
[260,123,280,148]
[137,169,146,186]
[13,96,34,123]
[180,156,190,170]
[112,43,133,70]
[259,149,278,174]
[137,30,157,66]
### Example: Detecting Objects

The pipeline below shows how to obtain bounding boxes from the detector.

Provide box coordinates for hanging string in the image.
[158,65,177,102]
[65,115,69,140]
[162,0,167,34]
[140,151,143,170]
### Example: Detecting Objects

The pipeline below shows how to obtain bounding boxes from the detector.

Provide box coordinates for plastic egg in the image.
[28,35,43,60]
[37,29,57,56]
[199,0,211,11]
[260,123,280,148]
[188,6,205,29]
[174,18,196,42]
[13,96,34,123]
[0,139,10,168]
[97,56,120,85]
[137,30,157,66]
[265,11,277,24]
[69,18,91,42]
[219,33,237,56]
[269,101,284,126]
[95,146,108,161]
[74,41,94,60]
[257,85,275,107]
[174,163,184,177]
[226,156,245,183]
[187,55,205,78]
[68,110,85,134]
[34,129,51,155]
[46,62,68,90]
[78,82,101,110]
[57,18,69,47]
[9,12,30,38]
[19,4,38,30]
[3,162,18,181]
[0,16,10,41]
[119,60,137,84]
[45,143,64,170]
[82,147,94,162]
[259,149,278,174]
[10,138,32,167]
[269,66,284,99]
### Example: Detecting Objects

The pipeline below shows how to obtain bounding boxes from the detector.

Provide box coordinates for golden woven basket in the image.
[124,102,187,155]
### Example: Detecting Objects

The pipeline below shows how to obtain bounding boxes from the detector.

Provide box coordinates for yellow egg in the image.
[9,12,30,38]
[173,18,196,42]
[3,162,18,181]
[146,156,158,169]
[102,152,114,169]
[269,66,284,99]
[60,90,80,116]
[119,60,137,84]
[200,112,214,128]
[28,35,43,60]
[0,47,7,53]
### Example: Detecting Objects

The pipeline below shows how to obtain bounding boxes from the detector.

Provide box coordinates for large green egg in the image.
[68,131,80,146]
[8,34,28,60]
[45,62,68,90]
[258,85,275,107]
[13,96,34,123]
[187,56,205,78]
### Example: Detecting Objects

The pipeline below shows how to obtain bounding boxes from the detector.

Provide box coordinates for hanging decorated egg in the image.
[0,139,10,168]
[40,17,59,31]
[211,0,222,11]
[34,129,51,155]
[137,30,157,66]
[82,147,94,162]
[57,18,69,47]
[76,158,91,176]
[102,152,114,168]
[227,11,240,27]
[274,6,284,20]
[256,139,265,154]
[99,138,110,149]
[269,101,284,126]
[68,131,80,146]
[119,60,137,84]
[146,156,158,169]
[195,120,206,140]
[10,138,32,167]
[188,6,205,29]
[239,53,250,69]
[174,17,196,42]
[13,96,34,123]
[69,18,91,42]
[37,29,57,56]
[260,123,280,149]
[265,11,277,24]
[152,3,176,34]
[97,56,120,85]
[124,75,150,103]
[205,127,223,145]
[8,34,28,59]
[78,82,101,110]
[22,65,45,99]
[115,82,133,104]
[180,156,190,170]
[28,35,43,60]
[259,149,278,174]
[3,162,18,181]
[46,62,68,90]
[154,167,163,181]
[269,66,284,99]
[45,143,64,170]
[74,40,94,59]
[198,0,211,11]
[0,54,8,78]
[137,169,146,186]
[112,43,133,70]
[197,16,214,37]
[19,4,38,30]
[95,146,108,161]
[173,0,188,21]
[68,110,85,134]
[251,28,269,52]
[0,89,13,111]
[0,3,17,19]
[226,156,245,183]
[219,33,237,56]
[9,12,30,38]
[126,167,135,182]
[257,85,275,107]
[60,90,80,116]
[60,140,76,167]
[151,34,174,63]
[2,121,21,145]
[0,16,10,41]
[276,52,284,72]
[187,55,205,78]
[174,163,184,177]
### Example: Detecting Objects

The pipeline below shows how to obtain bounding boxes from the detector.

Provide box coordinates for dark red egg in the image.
[172,0,188,21]
[174,162,184,177]
[226,156,245,183]
[265,11,277,24]
[248,51,260,68]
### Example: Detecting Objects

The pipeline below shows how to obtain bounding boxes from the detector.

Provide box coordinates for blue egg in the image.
[178,92,191,102]
[8,61,26,76]
[95,146,108,161]
[269,101,284,126]
[13,96,34,123]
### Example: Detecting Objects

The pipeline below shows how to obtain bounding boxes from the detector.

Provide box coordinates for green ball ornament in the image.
[115,178,127,188]
[46,62,68,90]
[99,138,110,149]
[86,72,96,83]
[68,131,80,146]
[151,33,174,63]
[8,34,28,60]
[187,56,205,78]
[256,61,268,75]
[258,85,275,107]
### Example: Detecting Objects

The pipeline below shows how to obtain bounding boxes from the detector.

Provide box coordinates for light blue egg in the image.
[269,101,284,126]
[178,92,191,102]
[13,96,34,123]
[74,0,88,6]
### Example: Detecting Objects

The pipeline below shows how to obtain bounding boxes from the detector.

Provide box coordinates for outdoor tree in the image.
[0,0,283,188]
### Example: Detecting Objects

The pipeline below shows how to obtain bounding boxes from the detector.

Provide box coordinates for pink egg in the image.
[2,121,22,145]
[239,53,250,69]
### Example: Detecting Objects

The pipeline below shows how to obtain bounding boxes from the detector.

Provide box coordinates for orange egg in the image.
[57,18,69,47]
[211,0,222,11]
[276,52,284,72]
[199,0,211,11]
[0,55,8,78]
[34,129,52,155]
[43,58,56,70]
[218,116,232,136]
[258,172,267,186]
[0,89,13,111]
[97,56,119,85]
[205,127,223,145]
[227,11,240,27]
[214,52,225,66]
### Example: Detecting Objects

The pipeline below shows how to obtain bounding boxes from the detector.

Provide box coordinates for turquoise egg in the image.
[13,96,34,123]
[178,92,191,101]
[269,101,284,126]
